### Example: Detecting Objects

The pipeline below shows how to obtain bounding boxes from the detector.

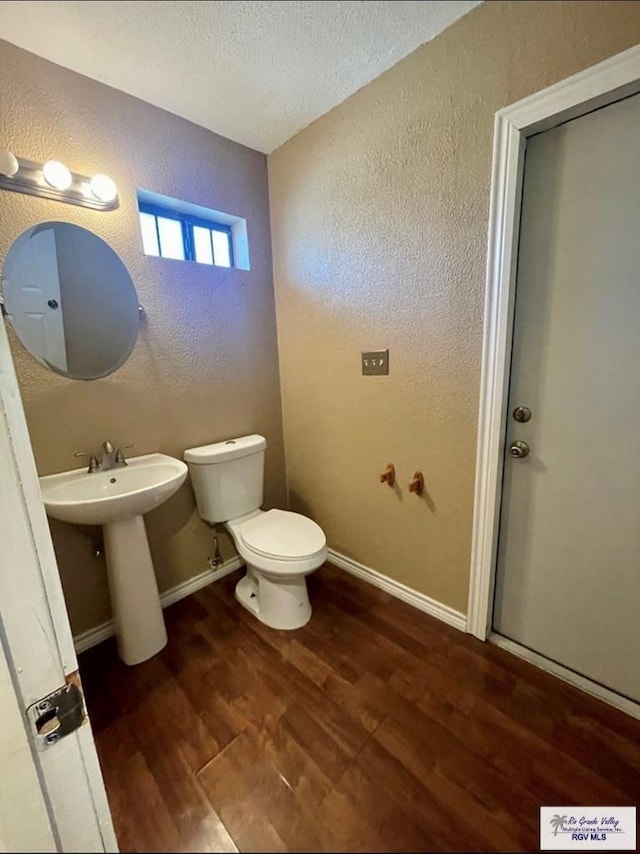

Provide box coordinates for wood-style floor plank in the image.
[80,563,640,853]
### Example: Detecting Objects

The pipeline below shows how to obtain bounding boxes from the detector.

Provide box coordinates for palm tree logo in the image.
[550,815,568,836]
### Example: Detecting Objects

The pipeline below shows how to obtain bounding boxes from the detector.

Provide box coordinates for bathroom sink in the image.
[40,453,187,525]
[39,453,187,666]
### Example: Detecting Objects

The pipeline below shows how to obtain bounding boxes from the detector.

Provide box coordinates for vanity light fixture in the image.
[43,159,73,191]
[0,147,119,211]
[0,148,19,177]
[90,173,118,203]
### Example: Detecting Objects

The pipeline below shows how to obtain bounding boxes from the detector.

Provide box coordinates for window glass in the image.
[212,230,231,268]
[137,194,238,268]
[139,212,159,257]
[193,226,213,265]
[157,217,184,260]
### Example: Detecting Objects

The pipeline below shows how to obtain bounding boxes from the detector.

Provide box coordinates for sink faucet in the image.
[73,451,99,473]
[74,441,134,473]
[100,440,117,471]
[101,440,135,471]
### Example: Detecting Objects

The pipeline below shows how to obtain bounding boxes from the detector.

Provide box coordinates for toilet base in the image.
[235,565,311,630]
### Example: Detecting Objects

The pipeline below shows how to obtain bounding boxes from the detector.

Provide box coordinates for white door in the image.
[0,636,57,852]
[493,93,640,703]
[3,227,67,372]
[0,314,116,851]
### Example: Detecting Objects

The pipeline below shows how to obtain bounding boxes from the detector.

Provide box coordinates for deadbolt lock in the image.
[513,406,532,423]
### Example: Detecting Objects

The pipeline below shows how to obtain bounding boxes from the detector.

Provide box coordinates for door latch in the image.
[26,682,85,750]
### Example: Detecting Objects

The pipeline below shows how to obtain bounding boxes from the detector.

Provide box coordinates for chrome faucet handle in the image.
[115,443,134,466]
[74,451,99,473]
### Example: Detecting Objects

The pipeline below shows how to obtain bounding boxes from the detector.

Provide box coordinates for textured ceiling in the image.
[0,0,480,153]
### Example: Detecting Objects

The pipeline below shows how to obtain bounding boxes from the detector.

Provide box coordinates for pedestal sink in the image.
[40,454,188,665]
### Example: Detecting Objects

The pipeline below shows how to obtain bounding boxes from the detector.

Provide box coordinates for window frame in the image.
[138,201,234,267]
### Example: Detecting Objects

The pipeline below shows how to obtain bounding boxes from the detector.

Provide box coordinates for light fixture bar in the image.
[0,155,119,211]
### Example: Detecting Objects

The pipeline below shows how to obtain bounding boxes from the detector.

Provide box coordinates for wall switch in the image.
[361,349,389,376]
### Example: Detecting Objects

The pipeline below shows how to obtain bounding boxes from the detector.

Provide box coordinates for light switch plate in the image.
[361,349,389,375]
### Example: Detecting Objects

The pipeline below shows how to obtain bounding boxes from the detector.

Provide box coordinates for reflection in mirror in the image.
[2,222,139,380]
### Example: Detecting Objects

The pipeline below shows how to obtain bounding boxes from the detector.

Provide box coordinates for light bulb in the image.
[43,160,72,191]
[0,149,19,177]
[90,173,117,203]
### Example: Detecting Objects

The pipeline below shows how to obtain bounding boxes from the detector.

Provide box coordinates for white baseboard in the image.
[490,633,640,721]
[327,549,467,633]
[75,550,467,653]
[73,556,243,654]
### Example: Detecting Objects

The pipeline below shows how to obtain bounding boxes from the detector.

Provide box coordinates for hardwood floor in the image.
[80,564,640,853]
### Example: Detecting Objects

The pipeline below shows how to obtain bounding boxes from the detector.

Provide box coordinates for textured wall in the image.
[268,0,640,613]
[0,40,286,635]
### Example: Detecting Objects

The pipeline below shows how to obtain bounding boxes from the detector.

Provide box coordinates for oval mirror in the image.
[2,222,139,380]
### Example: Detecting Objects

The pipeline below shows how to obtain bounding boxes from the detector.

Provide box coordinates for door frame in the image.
[467,43,640,641]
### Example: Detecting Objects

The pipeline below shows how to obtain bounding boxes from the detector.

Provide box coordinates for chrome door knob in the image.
[509,440,530,459]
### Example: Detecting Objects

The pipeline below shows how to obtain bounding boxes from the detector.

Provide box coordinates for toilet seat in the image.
[239,509,326,561]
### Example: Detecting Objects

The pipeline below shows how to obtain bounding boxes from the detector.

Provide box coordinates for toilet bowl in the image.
[227,508,326,629]
[184,435,327,630]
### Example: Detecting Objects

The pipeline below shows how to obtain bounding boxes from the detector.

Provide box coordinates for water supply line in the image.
[208,524,223,571]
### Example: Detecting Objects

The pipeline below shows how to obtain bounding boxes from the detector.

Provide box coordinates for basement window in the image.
[136,188,250,270]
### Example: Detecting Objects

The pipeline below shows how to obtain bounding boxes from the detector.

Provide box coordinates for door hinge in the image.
[26,680,86,750]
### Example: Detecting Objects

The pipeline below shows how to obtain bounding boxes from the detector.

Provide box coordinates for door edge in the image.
[467,43,640,640]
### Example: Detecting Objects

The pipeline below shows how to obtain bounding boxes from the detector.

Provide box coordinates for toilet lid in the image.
[240,509,326,560]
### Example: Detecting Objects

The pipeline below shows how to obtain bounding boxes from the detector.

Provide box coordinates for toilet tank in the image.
[184,434,266,524]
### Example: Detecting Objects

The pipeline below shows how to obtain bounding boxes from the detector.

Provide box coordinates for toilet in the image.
[184,434,327,630]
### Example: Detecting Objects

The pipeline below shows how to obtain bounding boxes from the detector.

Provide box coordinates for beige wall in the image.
[0,40,286,635]
[268,1,640,613]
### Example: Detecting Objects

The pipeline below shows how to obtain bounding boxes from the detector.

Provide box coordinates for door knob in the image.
[509,440,530,459]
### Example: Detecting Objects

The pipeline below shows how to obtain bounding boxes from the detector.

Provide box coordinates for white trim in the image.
[467,44,640,641]
[74,621,117,656]
[74,557,242,654]
[159,556,242,607]
[490,634,640,721]
[328,549,466,633]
